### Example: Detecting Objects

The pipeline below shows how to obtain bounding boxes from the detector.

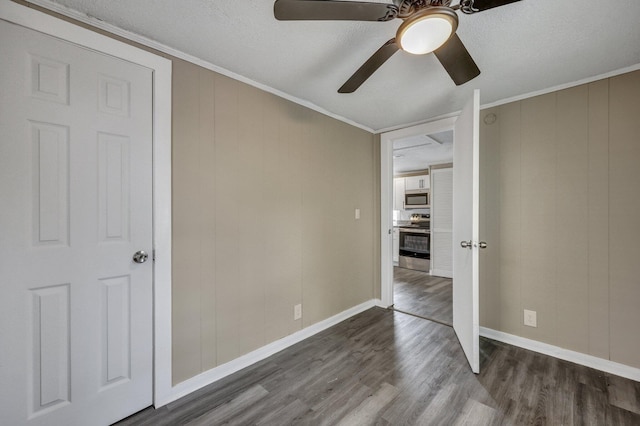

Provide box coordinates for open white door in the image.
[452,89,481,373]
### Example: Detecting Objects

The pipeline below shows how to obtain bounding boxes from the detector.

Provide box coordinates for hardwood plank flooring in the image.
[393,266,453,325]
[116,308,640,425]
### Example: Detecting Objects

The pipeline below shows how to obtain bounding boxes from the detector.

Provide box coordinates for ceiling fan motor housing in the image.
[394,0,453,18]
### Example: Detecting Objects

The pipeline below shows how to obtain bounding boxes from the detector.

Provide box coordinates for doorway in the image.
[380,90,480,373]
[380,117,455,308]
[391,130,454,325]
[380,90,482,374]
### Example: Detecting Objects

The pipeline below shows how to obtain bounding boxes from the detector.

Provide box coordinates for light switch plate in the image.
[355,208,360,220]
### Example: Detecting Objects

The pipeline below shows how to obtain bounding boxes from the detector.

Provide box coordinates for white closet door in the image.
[0,19,153,426]
[431,168,453,278]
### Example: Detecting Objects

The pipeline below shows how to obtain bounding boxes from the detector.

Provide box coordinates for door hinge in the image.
[152,249,156,261]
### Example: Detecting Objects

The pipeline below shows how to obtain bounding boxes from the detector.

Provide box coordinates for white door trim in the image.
[0,0,173,408]
[380,117,456,307]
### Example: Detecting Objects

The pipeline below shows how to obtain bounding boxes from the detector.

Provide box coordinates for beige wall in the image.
[480,70,640,368]
[172,60,378,384]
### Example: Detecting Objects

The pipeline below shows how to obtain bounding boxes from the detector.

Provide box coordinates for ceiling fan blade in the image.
[433,34,480,86]
[274,0,398,22]
[339,39,399,93]
[459,0,521,14]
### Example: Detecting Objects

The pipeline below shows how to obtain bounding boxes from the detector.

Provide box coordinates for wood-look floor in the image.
[393,266,453,326]
[116,308,640,425]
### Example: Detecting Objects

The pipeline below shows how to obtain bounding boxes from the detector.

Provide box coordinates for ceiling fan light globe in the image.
[397,7,459,55]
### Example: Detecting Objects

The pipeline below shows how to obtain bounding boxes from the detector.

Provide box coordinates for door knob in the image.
[478,241,488,249]
[132,250,148,264]
[460,241,472,249]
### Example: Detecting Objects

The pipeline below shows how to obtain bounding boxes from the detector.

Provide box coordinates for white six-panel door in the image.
[0,18,153,426]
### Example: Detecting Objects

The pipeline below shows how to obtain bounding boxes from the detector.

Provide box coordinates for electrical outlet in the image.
[355,208,361,220]
[294,304,302,320]
[524,309,537,327]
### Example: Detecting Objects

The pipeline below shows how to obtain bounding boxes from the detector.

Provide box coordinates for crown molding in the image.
[19,0,640,135]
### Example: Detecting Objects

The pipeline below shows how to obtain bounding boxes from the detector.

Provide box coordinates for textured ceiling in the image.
[39,0,640,131]
[393,130,454,173]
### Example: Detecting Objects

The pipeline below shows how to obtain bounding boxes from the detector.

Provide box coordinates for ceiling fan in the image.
[274,0,521,93]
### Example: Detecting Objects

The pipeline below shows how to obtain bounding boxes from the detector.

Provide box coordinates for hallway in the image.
[393,267,453,326]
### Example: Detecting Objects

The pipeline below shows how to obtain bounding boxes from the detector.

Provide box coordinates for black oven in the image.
[398,227,430,272]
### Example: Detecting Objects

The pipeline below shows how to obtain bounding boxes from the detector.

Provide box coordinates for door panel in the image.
[29,284,71,414]
[452,90,481,373]
[0,19,153,426]
[31,121,70,246]
[98,132,131,242]
[100,275,132,388]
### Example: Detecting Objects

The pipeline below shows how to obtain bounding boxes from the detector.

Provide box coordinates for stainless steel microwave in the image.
[404,190,430,209]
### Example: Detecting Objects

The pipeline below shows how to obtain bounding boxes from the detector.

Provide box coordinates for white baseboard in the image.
[480,327,640,382]
[157,299,381,407]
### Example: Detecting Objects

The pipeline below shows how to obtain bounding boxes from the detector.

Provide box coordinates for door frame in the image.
[0,1,174,408]
[380,116,456,307]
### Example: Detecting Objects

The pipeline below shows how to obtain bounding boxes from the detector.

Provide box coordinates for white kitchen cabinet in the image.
[393,227,399,263]
[405,174,430,191]
[393,177,405,210]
